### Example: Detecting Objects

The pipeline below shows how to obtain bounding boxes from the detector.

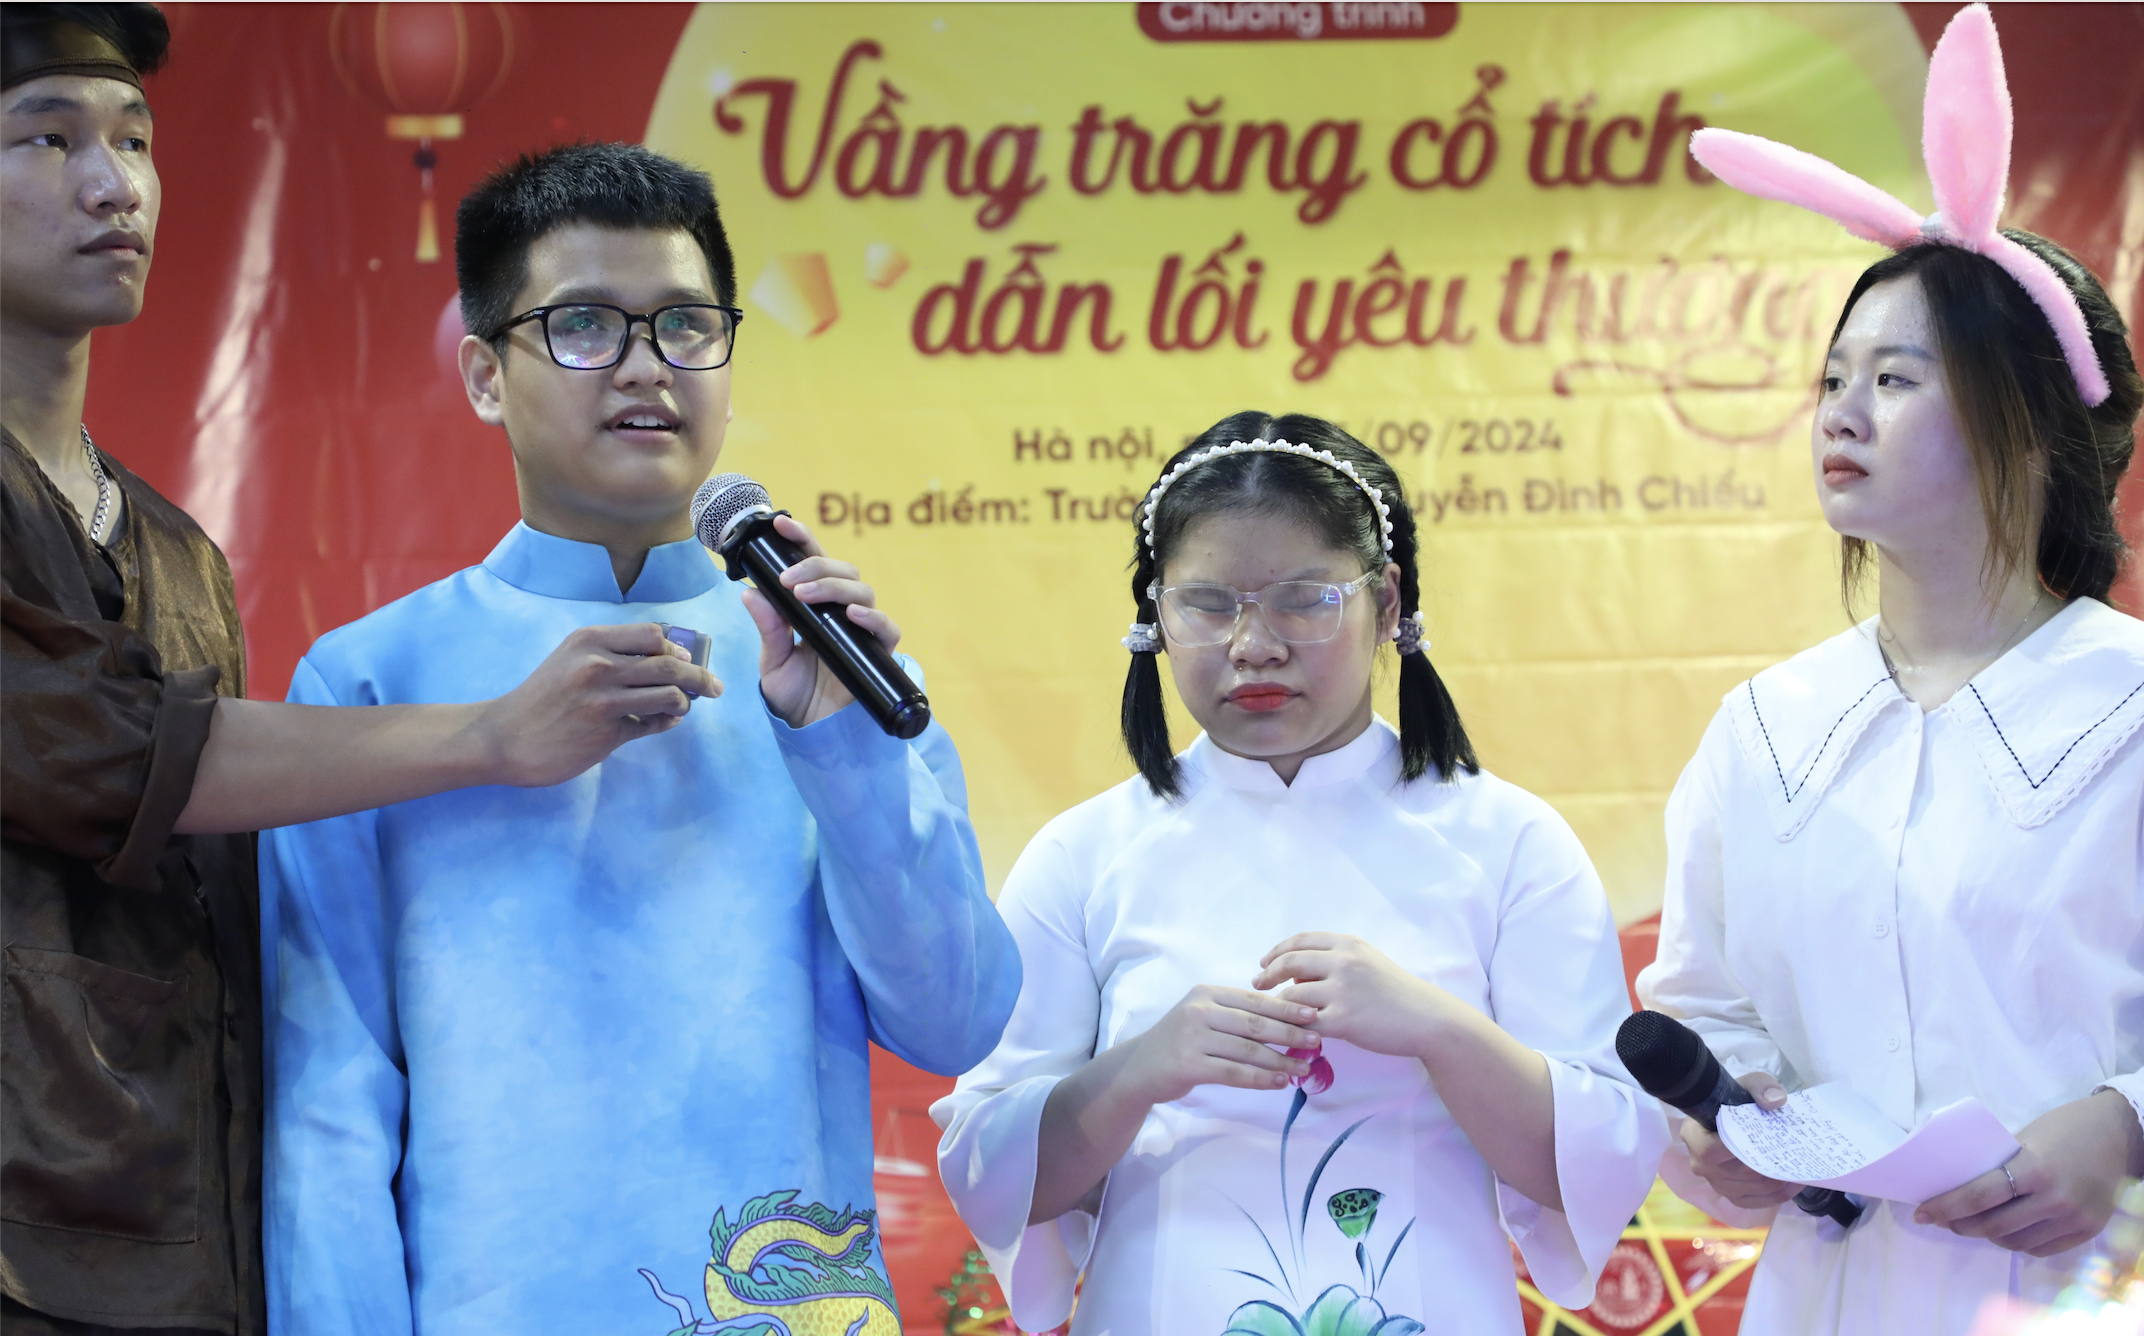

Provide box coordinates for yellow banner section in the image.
[646,3,1929,919]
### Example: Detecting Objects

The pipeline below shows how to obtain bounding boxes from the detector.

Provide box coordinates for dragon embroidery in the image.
[641,1191,900,1336]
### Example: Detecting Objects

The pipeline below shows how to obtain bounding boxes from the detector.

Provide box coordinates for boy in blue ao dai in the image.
[259,145,1019,1334]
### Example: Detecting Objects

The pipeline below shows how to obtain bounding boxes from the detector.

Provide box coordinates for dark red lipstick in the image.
[1226,683,1295,713]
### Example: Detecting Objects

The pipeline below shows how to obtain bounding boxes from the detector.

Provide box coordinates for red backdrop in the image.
[88,3,698,694]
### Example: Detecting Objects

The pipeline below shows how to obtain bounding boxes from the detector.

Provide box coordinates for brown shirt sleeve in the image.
[1,590,221,889]
[0,433,231,892]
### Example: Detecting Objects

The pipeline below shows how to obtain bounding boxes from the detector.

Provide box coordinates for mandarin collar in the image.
[1186,718,1400,794]
[480,522,720,605]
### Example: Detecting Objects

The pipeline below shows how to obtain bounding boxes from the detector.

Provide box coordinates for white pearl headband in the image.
[1140,439,1394,556]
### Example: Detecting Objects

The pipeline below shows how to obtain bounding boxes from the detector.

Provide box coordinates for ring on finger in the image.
[2001,1164,2020,1202]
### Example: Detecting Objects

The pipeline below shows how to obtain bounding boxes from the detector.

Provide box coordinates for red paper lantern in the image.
[328,3,515,261]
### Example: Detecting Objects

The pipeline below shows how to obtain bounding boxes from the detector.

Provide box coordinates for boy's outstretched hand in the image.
[738,512,904,729]
[175,623,723,834]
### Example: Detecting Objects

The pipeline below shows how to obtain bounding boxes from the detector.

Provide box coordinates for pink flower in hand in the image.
[1288,1047,1334,1095]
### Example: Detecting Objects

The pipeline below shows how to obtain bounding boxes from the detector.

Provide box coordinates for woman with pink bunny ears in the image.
[1636,4,2144,1331]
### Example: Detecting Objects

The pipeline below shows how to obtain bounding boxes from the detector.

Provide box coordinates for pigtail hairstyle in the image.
[1121,523,1180,797]
[1120,411,1479,800]
[1384,450,1481,785]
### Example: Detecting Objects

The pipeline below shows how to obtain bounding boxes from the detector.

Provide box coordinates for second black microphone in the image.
[1617,1008,1863,1230]
[691,473,931,740]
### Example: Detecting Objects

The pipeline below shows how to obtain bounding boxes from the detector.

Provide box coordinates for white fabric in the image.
[934,721,1666,1336]
[1638,598,2144,1336]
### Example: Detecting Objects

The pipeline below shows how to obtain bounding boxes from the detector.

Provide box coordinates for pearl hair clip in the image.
[1394,611,1428,656]
[1140,440,1394,556]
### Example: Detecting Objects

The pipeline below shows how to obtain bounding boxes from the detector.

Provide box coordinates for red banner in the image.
[1134,2,1460,43]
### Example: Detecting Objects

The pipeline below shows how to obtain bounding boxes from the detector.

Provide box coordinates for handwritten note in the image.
[1718,1083,2020,1204]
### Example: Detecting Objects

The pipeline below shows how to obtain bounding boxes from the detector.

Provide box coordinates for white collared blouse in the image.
[934,722,1666,1336]
[1639,597,2144,1333]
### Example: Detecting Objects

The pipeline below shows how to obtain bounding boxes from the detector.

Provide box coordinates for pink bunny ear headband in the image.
[1689,2,2110,407]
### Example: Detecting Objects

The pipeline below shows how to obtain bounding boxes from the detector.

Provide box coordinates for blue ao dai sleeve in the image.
[260,658,413,1335]
[929,830,1099,1336]
[1487,801,1671,1309]
[770,679,1021,1075]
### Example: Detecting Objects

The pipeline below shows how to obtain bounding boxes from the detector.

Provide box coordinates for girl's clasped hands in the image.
[1115,933,1455,1100]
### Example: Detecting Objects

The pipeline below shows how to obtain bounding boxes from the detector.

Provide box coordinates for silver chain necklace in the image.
[1877,593,2049,685]
[80,423,113,544]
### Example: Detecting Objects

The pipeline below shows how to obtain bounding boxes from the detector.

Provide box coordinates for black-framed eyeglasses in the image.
[492,303,744,371]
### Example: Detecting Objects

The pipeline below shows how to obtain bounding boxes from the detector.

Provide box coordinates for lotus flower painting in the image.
[1217,1066,1422,1336]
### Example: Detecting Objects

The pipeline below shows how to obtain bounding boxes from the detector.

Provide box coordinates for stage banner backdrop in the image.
[92,3,2142,922]
[646,2,1935,925]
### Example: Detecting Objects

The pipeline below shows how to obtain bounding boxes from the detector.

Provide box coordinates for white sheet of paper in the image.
[1717,1083,1905,1182]
[1717,1082,2020,1204]
[1821,1098,2021,1203]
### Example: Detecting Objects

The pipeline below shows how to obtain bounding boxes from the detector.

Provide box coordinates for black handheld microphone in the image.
[690,473,931,740]
[1616,1009,1863,1230]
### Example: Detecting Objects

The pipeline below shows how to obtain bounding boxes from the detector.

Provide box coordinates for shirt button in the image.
[1875,921,1890,938]
[1886,1037,1901,1052]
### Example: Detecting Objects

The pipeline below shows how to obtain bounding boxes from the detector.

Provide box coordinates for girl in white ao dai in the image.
[935,415,1667,1336]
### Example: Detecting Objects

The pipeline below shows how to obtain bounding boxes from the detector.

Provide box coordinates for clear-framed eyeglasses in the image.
[1148,572,1381,648]
[491,302,744,371]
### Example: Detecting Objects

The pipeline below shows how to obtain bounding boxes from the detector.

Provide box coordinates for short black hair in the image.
[455,142,737,345]
[1,3,170,79]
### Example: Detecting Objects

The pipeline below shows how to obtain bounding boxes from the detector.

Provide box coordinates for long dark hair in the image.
[1121,411,1479,800]
[1829,231,2142,606]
